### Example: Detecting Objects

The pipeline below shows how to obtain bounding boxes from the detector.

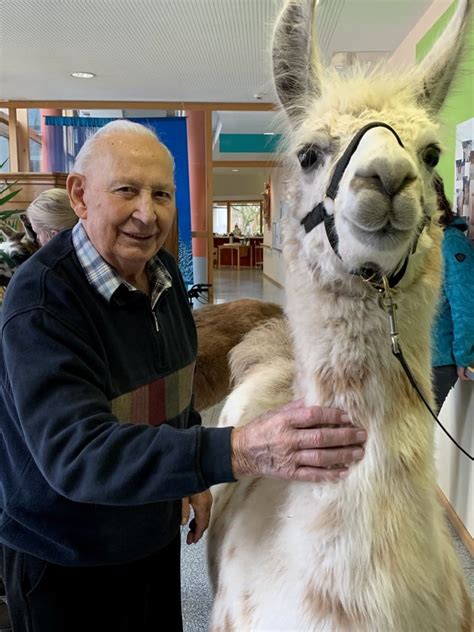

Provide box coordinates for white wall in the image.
[213,172,266,200]
[436,381,474,534]
[388,0,453,68]
[262,167,286,287]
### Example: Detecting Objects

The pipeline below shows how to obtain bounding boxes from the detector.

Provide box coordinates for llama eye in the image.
[422,145,441,168]
[297,145,323,171]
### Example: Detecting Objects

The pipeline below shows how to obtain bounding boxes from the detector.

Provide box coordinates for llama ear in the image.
[0,224,15,240]
[19,214,38,244]
[272,0,322,123]
[413,0,471,113]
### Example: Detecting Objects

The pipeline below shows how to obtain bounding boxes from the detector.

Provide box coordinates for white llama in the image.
[207,1,472,630]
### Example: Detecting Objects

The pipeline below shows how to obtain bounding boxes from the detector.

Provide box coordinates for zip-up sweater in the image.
[432,216,474,368]
[0,230,234,566]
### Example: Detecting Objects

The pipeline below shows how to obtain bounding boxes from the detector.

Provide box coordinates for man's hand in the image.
[181,490,213,544]
[231,399,367,482]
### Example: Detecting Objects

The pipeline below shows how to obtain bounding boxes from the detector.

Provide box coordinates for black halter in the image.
[300,121,425,289]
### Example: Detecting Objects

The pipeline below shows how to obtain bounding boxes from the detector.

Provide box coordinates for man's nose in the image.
[133,193,157,224]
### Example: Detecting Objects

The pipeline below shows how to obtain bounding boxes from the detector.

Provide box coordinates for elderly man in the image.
[0,121,366,632]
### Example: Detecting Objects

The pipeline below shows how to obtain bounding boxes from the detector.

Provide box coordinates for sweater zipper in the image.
[151,287,170,332]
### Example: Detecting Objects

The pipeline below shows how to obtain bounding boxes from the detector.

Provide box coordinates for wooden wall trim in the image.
[1,172,67,186]
[262,272,284,289]
[16,109,30,172]
[7,108,19,172]
[1,100,276,112]
[204,110,214,298]
[437,487,473,556]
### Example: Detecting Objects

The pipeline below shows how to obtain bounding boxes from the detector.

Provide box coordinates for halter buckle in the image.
[378,277,400,355]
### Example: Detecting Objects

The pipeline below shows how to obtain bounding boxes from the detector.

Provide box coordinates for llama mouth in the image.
[348,220,412,250]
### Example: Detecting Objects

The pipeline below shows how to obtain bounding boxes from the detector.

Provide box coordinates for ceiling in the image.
[1,0,432,105]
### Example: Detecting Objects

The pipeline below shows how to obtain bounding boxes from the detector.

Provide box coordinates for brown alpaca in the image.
[192,299,284,411]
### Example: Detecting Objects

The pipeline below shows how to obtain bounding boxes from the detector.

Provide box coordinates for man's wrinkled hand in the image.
[231,399,367,483]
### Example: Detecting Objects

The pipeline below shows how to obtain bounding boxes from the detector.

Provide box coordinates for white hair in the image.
[26,188,77,234]
[73,119,174,174]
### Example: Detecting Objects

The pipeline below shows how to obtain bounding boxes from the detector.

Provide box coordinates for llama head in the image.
[0,219,39,264]
[272,0,471,282]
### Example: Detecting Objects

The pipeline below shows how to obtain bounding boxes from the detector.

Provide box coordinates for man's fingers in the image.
[289,406,350,429]
[294,426,367,450]
[181,497,190,525]
[296,446,364,468]
[186,514,209,544]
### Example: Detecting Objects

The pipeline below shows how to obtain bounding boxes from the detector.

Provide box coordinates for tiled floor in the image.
[181,267,473,632]
[193,267,285,310]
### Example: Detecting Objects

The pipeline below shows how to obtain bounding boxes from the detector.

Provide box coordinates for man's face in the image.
[71,133,176,281]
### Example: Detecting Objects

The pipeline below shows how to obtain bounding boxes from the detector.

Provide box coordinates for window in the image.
[213,203,228,234]
[230,202,262,235]
[0,111,9,172]
[213,200,262,235]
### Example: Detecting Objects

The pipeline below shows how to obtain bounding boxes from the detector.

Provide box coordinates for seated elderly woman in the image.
[0,188,78,288]
[26,187,78,246]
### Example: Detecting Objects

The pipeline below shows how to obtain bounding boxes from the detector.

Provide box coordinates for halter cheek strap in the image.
[300,121,425,288]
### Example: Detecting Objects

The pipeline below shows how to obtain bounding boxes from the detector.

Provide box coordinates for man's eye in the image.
[116,187,135,195]
[154,191,171,200]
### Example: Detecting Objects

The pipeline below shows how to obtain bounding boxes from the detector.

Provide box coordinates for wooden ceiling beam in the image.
[0,100,276,112]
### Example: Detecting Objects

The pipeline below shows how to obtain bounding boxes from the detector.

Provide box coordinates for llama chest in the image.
[209,474,458,632]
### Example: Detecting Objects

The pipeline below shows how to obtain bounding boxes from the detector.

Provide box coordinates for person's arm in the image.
[443,231,474,372]
[3,304,365,509]
[2,306,234,506]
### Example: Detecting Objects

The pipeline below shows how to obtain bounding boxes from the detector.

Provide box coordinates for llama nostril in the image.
[354,165,416,198]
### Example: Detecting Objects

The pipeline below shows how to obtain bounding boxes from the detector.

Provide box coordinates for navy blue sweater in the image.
[0,231,234,566]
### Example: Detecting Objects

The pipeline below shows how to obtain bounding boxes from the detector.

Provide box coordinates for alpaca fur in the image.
[192,299,283,412]
[0,219,39,287]
[207,1,472,630]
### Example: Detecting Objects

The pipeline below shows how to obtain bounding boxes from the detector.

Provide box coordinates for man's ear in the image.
[67,173,88,220]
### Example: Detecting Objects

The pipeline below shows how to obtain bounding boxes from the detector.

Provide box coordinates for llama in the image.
[192,299,284,411]
[207,1,472,630]
[0,218,38,287]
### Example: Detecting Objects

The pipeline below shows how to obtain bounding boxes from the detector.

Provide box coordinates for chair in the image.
[218,244,241,269]
[254,244,264,268]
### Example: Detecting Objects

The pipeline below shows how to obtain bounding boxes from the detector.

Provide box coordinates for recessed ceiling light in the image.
[232,169,239,172]
[264,132,275,136]
[71,71,96,79]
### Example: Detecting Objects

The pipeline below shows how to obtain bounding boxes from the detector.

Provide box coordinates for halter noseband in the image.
[300,121,426,289]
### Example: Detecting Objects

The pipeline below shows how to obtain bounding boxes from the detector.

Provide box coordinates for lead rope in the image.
[378,277,473,461]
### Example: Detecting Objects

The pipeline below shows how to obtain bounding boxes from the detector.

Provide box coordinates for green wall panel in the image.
[416,1,474,202]
[219,134,282,153]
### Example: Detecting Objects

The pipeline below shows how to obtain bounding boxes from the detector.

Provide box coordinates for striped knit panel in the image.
[110,361,195,426]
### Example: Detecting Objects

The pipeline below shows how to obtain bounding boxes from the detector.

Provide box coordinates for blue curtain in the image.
[44,116,193,285]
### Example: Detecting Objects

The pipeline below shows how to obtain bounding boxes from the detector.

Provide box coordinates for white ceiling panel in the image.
[1,0,433,103]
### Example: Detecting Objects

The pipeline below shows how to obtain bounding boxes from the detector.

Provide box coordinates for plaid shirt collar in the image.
[72,221,172,307]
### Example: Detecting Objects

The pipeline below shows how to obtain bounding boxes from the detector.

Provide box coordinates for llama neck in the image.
[285,263,435,421]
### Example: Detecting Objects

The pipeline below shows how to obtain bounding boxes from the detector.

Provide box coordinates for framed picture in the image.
[454,117,474,242]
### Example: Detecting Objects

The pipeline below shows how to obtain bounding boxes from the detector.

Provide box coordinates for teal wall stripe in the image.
[219,134,282,153]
